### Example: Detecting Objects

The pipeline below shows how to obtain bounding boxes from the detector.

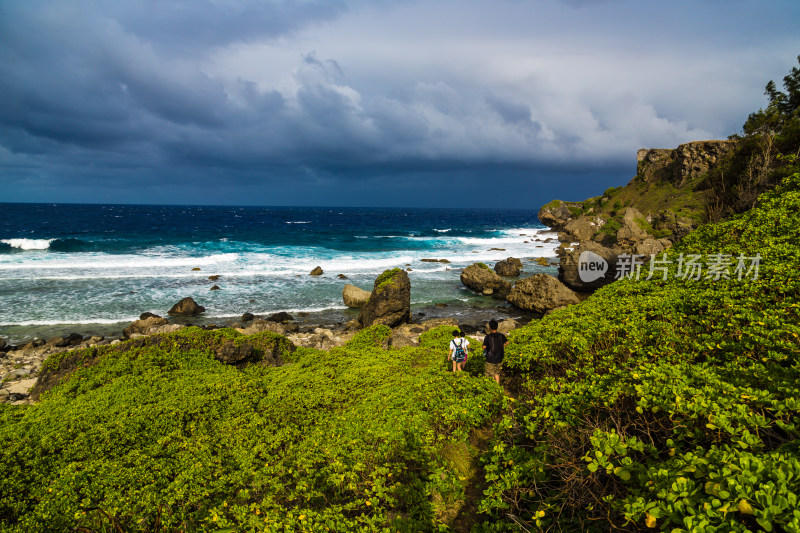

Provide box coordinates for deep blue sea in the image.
[0,204,558,343]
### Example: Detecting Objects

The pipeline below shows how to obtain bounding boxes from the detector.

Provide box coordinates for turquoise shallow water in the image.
[0,204,559,343]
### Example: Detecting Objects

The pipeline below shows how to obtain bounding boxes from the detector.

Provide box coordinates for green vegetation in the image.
[479,170,800,531]
[704,56,800,220]
[375,268,402,292]
[2,57,800,533]
[0,326,506,531]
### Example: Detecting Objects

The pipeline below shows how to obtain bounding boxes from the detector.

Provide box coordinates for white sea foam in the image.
[0,224,560,332]
[1,238,55,250]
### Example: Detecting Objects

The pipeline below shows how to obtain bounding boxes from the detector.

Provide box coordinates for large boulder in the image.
[460,263,512,297]
[167,297,205,317]
[266,312,293,323]
[616,207,650,246]
[494,257,523,277]
[634,237,673,256]
[564,216,607,241]
[537,200,583,232]
[238,319,288,336]
[342,284,371,308]
[358,269,411,328]
[507,274,580,314]
[558,241,622,291]
[123,316,169,338]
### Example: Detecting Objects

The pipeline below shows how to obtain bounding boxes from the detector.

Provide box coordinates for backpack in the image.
[453,339,466,359]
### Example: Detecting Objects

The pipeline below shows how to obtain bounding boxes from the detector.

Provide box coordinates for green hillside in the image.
[2,58,799,533]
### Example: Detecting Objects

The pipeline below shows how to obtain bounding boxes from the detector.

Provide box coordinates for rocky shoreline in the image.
[1,140,736,406]
[0,294,539,406]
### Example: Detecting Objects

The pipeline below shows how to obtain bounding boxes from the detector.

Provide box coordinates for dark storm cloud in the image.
[1,0,800,206]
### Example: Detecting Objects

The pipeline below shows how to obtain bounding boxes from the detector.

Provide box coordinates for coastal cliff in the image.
[539,139,737,290]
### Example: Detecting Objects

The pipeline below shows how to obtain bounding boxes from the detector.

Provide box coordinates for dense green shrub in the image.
[477,172,800,531]
[0,325,505,532]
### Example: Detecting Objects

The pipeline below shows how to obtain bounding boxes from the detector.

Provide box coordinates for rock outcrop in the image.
[538,200,584,233]
[506,274,580,314]
[358,269,411,328]
[460,263,512,297]
[558,241,622,292]
[636,140,737,187]
[167,297,205,316]
[494,257,523,277]
[536,141,738,293]
[310,266,324,276]
[238,319,290,336]
[122,317,186,339]
[342,284,371,308]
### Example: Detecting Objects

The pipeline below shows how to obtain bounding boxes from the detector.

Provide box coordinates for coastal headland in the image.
[1,59,800,532]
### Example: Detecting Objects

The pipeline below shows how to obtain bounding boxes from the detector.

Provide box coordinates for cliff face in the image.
[538,140,737,291]
[636,140,737,187]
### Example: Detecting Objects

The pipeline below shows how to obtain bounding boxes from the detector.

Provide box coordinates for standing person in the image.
[449,330,469,372]
[482,319,508,384]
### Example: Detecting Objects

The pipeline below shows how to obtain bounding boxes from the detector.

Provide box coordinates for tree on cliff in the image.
[743,54,800,144]
[706,56,800,219]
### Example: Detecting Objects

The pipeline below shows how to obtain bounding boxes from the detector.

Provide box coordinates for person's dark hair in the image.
[452,330,460,337]
[488,319,498,331]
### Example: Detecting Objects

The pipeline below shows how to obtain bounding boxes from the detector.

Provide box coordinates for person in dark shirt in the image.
[482,319,508,384]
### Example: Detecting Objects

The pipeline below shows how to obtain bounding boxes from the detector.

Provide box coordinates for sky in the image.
[1,0,799,208]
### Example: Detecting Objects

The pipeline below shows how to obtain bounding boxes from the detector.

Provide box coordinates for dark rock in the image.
[494,257,523,277]
[65,333,83,345]
[337,274,348,279]
[358,269,411,328]
[191,267,201,271]
[435,303,448,308]
[167,297,205,317]
[310,266,324,276]
[0,338,6,351]
[488,248,505,251]
[46,336,70,347]
[507,274,580,314]
[210,285,221,290]
[241,312,255,322]
[139,312,161,320]
[558,241,622,291]
[214,342,258,366]
[266,312,293,323]
[208,275,220,281]
[460,263,511,297]
[8,393,28,402]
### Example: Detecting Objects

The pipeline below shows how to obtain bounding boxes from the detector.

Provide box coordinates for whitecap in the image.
[1,238,55,250]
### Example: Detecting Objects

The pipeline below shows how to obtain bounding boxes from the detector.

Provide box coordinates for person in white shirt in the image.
[448,330,469,372]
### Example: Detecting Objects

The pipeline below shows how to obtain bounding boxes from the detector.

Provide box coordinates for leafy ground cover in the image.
[479,171,800,531]
[0,325,506,532]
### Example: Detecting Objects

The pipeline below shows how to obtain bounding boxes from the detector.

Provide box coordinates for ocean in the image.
[0,203,558,344]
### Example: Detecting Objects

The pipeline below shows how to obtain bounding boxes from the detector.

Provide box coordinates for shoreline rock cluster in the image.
[0,265,533,405]
[538,140,735,292]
